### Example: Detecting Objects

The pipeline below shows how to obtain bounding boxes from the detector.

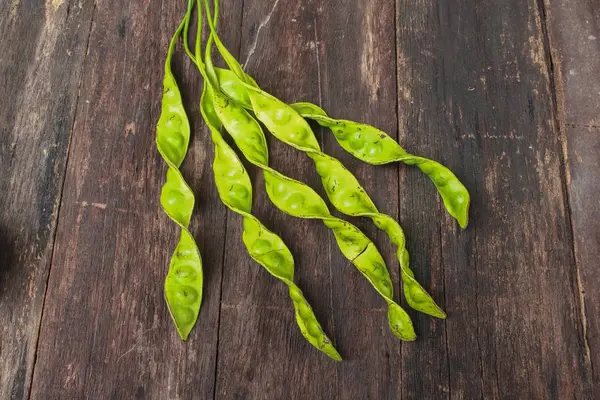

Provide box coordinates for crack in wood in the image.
[535,0,594,383]
[242,0,281,68]
[26,2,98,399]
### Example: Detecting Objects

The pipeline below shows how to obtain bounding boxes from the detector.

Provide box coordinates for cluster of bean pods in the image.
[154,0,470,360]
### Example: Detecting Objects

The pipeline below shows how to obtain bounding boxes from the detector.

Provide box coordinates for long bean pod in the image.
[290,102,470,228]
[212,69,469,229]
[185,1,342,359]
[202,1,444,319]
[202,0,417,339]
[231,79,444,318]
[155,12,203,340]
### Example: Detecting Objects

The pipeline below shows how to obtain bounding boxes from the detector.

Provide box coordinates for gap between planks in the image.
[535,0,593,371]
[26,3,99,399]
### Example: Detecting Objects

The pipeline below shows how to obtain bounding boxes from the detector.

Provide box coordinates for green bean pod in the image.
[155,18,203,340]
[203,84,342,360]
[202,0,444,320]
[187,1,342,359]
[213,92,416,340]
[241,85,445,318]
[290,102,470,229]
[199,17,416,340]
[213,67,469,229]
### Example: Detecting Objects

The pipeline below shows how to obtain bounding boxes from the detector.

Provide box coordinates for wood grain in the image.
[27,1,238,398]
[0,1,94,398]
[0,0,598,398]
[396,0,592,398]
[544,0,600,391]
[214,0,340,397]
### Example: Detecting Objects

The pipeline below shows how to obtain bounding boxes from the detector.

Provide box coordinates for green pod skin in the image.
[213,66,469,230]
[203,0,442,320]
[200,7,417,339]
[213,94,417,340]
[290,102,470,229]
[187,1,342,360]
[155,18,203,340]
[203,85,342,360]
[241,87,445,319]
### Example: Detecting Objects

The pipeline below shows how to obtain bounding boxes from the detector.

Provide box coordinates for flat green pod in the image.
[203,83,341,361]
[291,102,471,229]
[156,17,203,340]
[353,243,416,341]
[189,3,341,360]
[202,2,417,340]
[214,67,449,318]
[210,69,470,229]
[219,79,445,319]
[212,92,269,166]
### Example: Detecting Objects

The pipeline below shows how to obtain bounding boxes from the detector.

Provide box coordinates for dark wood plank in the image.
[544,0,600,390]
[396,0,593,398]
[0,1,94,398]
[215,0,406,398]
[214,0,340,397]
[28,2,239,398]
[1,0,595,397]
[317,0,408,398]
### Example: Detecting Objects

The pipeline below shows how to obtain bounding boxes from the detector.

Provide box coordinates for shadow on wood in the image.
[0,225,16,291]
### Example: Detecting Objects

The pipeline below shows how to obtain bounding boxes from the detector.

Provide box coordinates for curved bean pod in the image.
[214,95,416,340]
[203,0,444,319]
[211,62,469,230]
[291,102,470,229]
[211,66,469,229]
[189,2,342,359]
[155,17,203,340]
[200,10,417,340]
[204,85,342,360]
[243,86,445,318]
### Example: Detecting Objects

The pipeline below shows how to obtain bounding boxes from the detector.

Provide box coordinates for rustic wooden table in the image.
[1,0,598,398]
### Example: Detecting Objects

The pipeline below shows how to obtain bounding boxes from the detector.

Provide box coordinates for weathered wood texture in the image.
[213,1,340,398]
[0,0,598,398]
[27,1,239,398]
[395,0,593,397]
[0,1,94,398]
[544,0,600,390]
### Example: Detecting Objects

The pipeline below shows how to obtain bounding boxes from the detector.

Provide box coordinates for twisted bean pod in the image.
[202,3,444,319]
[212,92,416,340]
[242,84,444,318]
[291,102,470,229]
[213,67,469,229]
[202,0,417,340]
[155,15,203,340]
[204,85,342,359]
[185,2,342,359]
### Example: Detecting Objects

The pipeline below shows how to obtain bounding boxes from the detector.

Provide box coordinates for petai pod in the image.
[291,102,470,229]
[188,2,342,360]
[211,93,417,340]
[201,8,444,319]
[238,84,445,319]
[211,67,470,230]
[155,16,203,340]
[203,84,342,360]
[201,5,417,340]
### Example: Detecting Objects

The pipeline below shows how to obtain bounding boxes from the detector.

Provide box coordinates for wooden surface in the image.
[1,0,598,398]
